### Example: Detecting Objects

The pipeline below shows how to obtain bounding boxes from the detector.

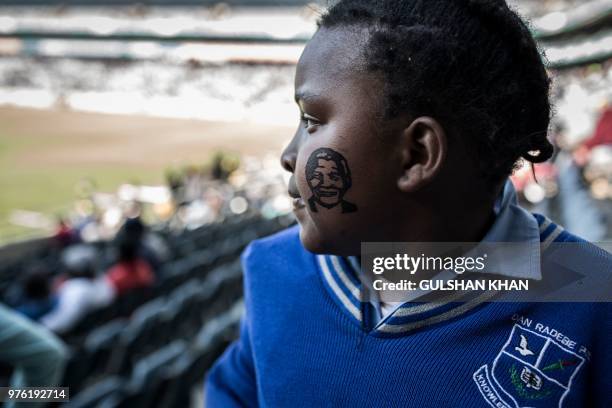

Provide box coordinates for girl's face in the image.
[281,27,406,256]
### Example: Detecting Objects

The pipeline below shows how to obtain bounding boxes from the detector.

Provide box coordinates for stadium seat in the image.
[166,281,203,337]
[112,340,187,408]
[61,348,90,393]
[151,301,244,406]
[156,259,193,295]
[153,345,224,408]
[116,286,154,316]
[107,298,169,375]
[151,353,194,408]
[83,318,127,376]
[195,300,243,349]
[149,296,182,345]
[63,301,120,341]
[66,376,124,408]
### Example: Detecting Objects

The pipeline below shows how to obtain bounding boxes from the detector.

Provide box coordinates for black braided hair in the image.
[319,0,554,185]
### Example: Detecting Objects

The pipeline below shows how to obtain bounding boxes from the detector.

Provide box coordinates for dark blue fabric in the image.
[15,297,58,321]
[205,224,611,408]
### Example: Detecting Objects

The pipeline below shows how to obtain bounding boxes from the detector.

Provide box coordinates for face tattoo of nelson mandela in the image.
[305,148,357,214]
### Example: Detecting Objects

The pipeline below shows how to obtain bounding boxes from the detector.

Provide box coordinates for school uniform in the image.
[205,181,611,408]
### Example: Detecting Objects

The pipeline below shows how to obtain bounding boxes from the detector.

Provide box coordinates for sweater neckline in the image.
[315,215,565,337]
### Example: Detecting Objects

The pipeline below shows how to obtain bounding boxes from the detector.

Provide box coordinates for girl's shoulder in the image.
[535,213,612,303]
[535,212,611,265]
[241,224,312,273]
[243,224,301,257]
[240,225,324,301]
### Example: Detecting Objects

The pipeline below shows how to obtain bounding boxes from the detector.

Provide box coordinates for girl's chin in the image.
[298,221,356,256]
[297,219,327,253]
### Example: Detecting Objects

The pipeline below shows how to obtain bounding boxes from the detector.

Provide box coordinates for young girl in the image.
[206,1,611,406]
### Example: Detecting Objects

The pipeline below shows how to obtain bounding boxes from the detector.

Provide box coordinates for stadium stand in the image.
[0,212,292,406]
[62,214,289,405]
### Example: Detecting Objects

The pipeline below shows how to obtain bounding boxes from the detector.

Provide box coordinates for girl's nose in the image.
[281,147,297,173]
[281,136,299,173]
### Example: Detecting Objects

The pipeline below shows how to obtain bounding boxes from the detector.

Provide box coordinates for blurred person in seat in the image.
[40,245,115,334]
[53,216,77,249]
[116,216,166,272]
[0,304,67,408]
[14,264,57,321]
[105,241,155,296]
[573,104,612,167]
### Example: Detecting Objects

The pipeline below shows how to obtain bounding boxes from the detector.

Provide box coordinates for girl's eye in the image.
[301,114,320,130]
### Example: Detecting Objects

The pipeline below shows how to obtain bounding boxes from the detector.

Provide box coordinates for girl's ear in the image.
[397,117,448,192]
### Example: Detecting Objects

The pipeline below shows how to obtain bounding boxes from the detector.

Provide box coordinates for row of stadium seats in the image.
[66,300,243,408]
[62,259,242,393]
[57,214,294,405]
[0,213,292,405]
[163,214,277,260]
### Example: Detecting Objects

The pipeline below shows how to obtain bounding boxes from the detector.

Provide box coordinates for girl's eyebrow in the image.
[294,91,322,103]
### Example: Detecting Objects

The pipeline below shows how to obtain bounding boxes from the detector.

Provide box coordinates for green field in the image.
[0,107,290,244]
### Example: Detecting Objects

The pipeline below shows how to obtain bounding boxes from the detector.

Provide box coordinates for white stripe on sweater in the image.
[542,226,564,251]
[317,255,361,322]
[378,290,498,334]
[329,256,361,301]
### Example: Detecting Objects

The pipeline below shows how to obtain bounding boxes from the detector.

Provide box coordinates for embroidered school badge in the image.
[473,325,584,408]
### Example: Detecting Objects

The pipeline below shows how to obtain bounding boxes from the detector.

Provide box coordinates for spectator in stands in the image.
[184,166,204,202]
[14,265,57,321]
[0,303,67,408]
[166,169,185,205]
[573,104,612,167]
[105,241,155,296]
[584,105,612,149]
[116,216,163,272]
[53,216,77,248]
[40,245,115,334]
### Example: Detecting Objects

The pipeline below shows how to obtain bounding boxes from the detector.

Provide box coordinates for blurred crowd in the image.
[9,217,157,334]
[0,58,297,125]
[511,60,612,240]
[0,151,294,405]
[2,150,291,330]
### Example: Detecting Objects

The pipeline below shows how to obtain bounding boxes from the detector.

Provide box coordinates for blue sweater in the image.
[205,216,611,408]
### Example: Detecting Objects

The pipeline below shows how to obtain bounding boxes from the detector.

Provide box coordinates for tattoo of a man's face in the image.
[305,148,357,214]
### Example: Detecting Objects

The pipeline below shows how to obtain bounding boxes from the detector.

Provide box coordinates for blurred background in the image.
[0,0,609,407]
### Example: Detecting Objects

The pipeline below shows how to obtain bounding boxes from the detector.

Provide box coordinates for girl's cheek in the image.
[295,143,319,198]
[295,153,308,198]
